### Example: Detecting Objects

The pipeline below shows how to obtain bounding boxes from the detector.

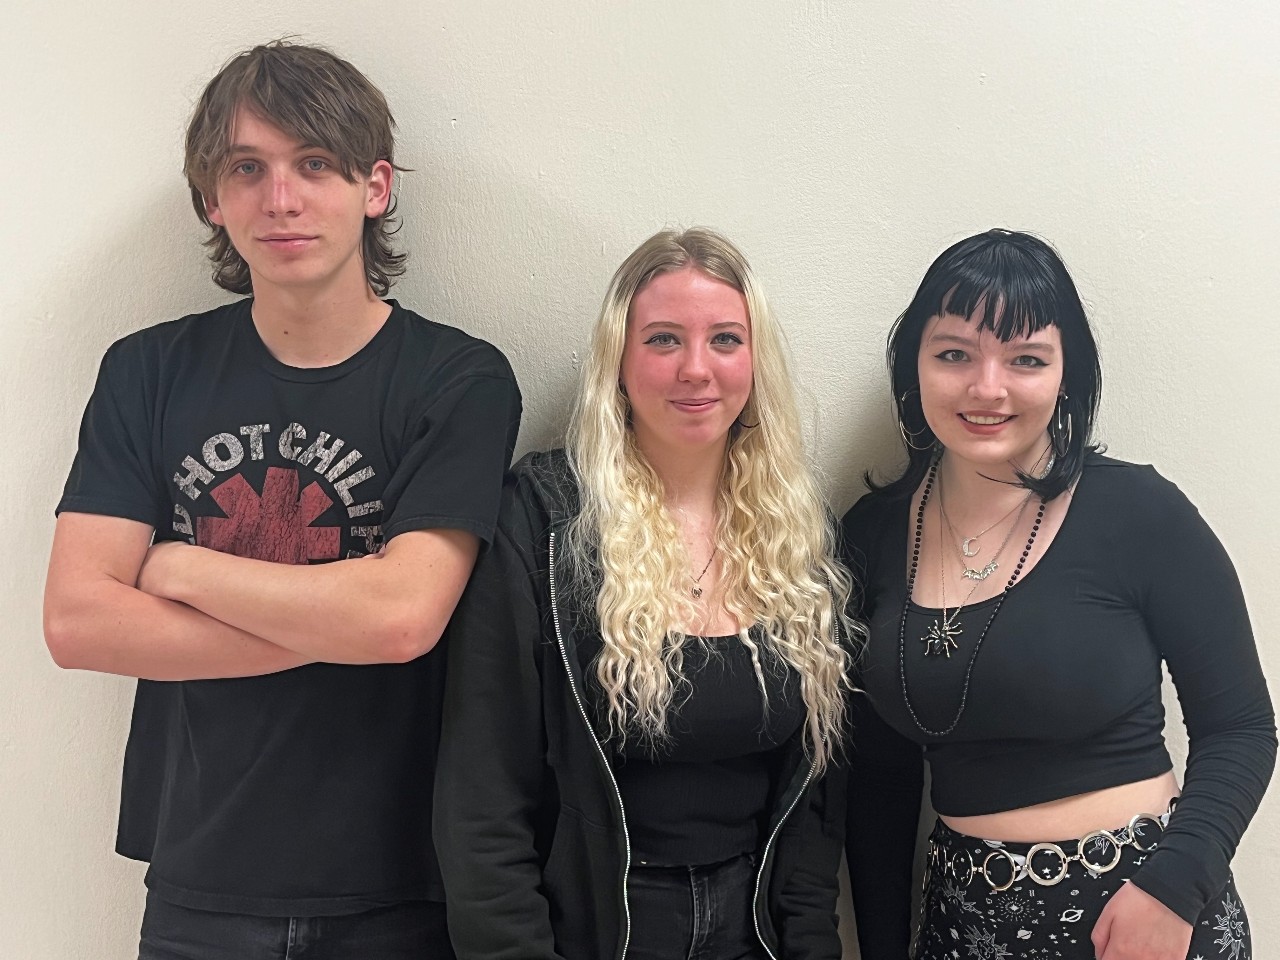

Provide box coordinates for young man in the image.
[43,41,520,958]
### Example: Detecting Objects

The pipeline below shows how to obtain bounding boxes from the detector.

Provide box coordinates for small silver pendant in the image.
[961,560,999,581]
[691,586,703,599]
[961,537,979,558]
[924,618,961,657]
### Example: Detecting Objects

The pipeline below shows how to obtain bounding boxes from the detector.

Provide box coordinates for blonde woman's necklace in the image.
[691,546,718,599]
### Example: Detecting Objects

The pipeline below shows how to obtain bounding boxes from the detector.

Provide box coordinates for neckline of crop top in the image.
[901,468,1086,615]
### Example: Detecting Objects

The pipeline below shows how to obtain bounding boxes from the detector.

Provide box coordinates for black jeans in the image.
[137,891,456,960]
[627,852,770,960]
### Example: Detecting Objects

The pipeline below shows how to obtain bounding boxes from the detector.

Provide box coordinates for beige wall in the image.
[3,1,1277,956]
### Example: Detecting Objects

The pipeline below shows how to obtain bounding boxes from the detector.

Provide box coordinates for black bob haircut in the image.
[874,229,1102,501]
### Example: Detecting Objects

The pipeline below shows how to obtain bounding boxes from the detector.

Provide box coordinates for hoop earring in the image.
[898,418,935,452]
[896,387,935,452]
[1050,394,1073,458]
[728,412,759,444]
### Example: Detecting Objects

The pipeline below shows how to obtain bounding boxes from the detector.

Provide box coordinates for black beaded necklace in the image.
[898,460,1047,737]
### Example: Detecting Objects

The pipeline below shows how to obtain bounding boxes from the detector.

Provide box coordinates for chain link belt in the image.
[926,809,1171,893]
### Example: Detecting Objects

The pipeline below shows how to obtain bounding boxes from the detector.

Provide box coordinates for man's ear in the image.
[204,192,225,227]
[365,160,393,218]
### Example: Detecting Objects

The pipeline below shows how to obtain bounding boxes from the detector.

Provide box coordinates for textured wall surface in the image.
[3,1,1277,956]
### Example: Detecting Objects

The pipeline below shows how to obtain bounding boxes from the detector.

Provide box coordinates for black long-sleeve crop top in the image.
[841,455,1275,951]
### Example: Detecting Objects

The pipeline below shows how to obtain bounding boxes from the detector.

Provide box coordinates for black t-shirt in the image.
[591,633,806,866]
[57,299,521,916]
[842,455,1275,931]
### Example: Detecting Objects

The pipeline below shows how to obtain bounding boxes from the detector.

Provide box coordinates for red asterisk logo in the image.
[197,467,341,563]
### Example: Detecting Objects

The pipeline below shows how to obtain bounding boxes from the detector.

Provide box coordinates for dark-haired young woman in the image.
[843,229,1274,960]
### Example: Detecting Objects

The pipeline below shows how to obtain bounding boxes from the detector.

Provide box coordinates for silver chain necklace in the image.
[945,491,1029,559]
[899,460,1046,736]
[924,478,982,657]
[939,484,1034,582]
[925,472,1033,654]
[690,545,718,599]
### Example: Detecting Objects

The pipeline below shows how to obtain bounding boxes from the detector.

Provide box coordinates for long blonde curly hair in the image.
[564,227,853,771]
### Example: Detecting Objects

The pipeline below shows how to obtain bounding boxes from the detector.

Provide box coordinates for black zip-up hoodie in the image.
[434,450,847,960]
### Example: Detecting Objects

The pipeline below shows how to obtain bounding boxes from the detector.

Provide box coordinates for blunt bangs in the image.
[934,262,1059,343]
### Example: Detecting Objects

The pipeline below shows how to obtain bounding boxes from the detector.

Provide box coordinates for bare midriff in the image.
[940,770,1180,842]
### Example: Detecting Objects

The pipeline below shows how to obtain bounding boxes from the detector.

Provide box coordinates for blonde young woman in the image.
[434,227,852,960]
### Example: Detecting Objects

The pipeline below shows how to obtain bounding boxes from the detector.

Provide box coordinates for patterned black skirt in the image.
[914,818,1251,960]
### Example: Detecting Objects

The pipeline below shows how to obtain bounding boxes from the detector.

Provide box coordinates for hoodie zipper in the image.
[548,531,632,960]
[752,754,819,960]
[751,613,841,960]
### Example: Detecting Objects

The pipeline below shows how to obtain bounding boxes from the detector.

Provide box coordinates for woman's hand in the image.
[1091,881,1193,960]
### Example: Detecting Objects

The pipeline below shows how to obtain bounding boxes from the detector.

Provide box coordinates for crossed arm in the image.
[43,511,478,681]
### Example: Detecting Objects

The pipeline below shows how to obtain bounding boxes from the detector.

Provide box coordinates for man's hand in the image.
[1091,880,1193,960]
